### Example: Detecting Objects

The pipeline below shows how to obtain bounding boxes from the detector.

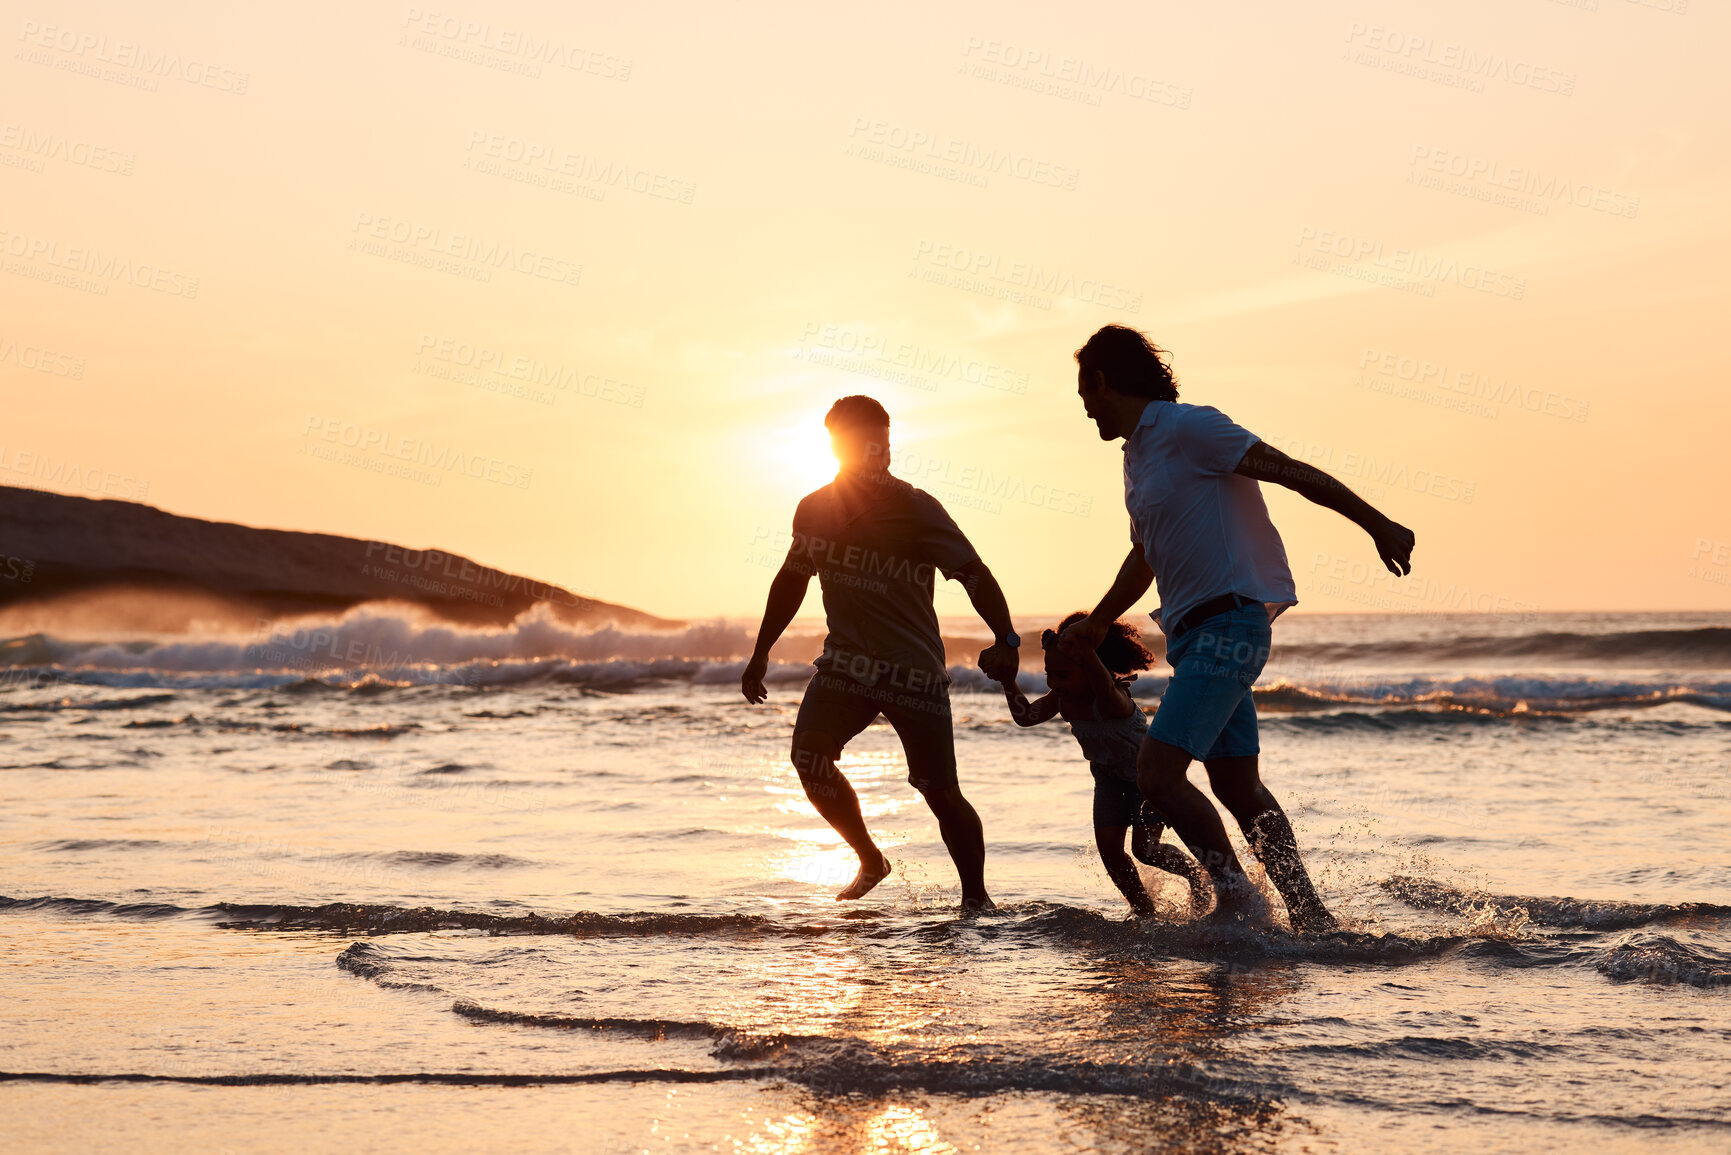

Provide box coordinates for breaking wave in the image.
[5,612,1729,702]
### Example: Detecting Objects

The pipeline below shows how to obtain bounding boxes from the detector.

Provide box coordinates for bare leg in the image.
[1132,826,1210,913]
[791,730,890,900]
[1099,823,1156,916]
[919,782,992,909]
[1205,755,1337,933]
[1137,737,1249,887]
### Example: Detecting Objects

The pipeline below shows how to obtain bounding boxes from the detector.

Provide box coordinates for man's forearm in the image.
[1241,441,1415,576]
[1090,548,1154,624]
[750,566,809,660]
[1288,467,1383,530]
[1243,444,1385,531]
[962,564,1015,640]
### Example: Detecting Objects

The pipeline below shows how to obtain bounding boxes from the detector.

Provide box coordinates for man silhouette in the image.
[1062,325,1416,931]
[741,396,1021,909]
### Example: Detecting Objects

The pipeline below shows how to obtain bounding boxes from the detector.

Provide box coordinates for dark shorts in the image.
[1091,770,1170,834]
[1147,604,1270,761]
[793,669,957,792]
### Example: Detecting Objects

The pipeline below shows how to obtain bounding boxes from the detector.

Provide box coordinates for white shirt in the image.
[1122,400,1297,633]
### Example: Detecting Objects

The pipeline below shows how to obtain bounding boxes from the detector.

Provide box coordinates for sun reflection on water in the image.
[862,1105,957,1154]
[712,945,868,1037]
[726,1105,956,1155]
[730,1110,818,1154]
[764,749,913,889]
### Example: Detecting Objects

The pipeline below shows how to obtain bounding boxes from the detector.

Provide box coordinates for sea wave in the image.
[1273,626,1731,668]
[1595,933,1731,989]
[5,613,1729,690]
[1247,678,1731,716]
[1381,876,1731,930]
[12,891,1729,992]
[0,605,759,677]
[0,1070,776,1087]
[6,649,1730,719]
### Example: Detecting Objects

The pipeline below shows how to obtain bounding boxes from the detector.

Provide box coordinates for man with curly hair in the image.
[1062,325,1416,932]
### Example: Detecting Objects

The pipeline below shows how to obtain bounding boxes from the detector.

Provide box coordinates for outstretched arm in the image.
[741,562,812,703]
[1001,684,1061,727]
[1235,441,1415,576]
[1077,647,1137,720]
[1062,546,1154,653]
[954,558,1020,683]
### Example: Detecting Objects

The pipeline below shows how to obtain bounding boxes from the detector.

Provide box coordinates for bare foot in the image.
[836,852,892,900]
[960,894,996,913]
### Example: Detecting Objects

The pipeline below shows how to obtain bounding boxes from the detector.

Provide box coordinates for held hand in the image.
[1057,615,1108,658]
[740,655,769,704]
[1370,516,1417,576]
[977,642,1019,684]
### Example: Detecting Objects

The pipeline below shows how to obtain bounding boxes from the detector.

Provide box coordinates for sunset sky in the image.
[4,0,1727,622]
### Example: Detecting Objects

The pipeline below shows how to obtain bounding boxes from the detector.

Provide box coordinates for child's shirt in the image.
[1064,696,1149,785]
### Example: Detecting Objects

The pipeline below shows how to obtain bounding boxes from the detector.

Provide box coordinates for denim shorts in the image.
[1146,603,1269,761]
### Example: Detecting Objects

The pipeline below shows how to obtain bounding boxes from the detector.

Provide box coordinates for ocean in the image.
[3,610,1729,1153]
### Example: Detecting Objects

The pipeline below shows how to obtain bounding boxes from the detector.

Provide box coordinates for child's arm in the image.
[1000,680,1061,727]
[1078,647,1138,719]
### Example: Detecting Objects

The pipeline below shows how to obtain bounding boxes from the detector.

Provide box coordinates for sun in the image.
[768,422,840,492]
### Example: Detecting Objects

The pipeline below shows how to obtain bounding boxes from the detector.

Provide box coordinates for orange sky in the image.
[4,1,1728,622]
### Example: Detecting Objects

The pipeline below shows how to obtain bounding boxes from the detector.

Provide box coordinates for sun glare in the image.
[769,423,839,492]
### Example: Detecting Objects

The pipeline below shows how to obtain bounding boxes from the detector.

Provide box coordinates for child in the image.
[997,612,1209,917]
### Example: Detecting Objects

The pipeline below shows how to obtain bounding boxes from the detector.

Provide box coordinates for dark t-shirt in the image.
[787,471,979,692]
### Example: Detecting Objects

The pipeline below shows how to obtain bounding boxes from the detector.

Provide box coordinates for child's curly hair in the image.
[1057,611,1157,675]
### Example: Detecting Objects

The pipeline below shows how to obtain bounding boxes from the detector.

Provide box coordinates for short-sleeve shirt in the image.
[788,471,979,691]
[1123,400,1297,632]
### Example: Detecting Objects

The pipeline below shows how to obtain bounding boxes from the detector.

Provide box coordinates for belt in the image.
[1167,593,1258,637]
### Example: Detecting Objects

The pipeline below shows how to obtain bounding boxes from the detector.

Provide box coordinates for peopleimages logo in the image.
[1407,146,1638,219]
[17,20,250,93]
[958,36,1193,109]
[846,117,1079,190]
[414,334,645,407]
[1263,434,1476,504]
[360,541,585,608]
[1343,22,1576,96]
[0,334,84,378]
[892,448,1093,517]
[0,122,135,174]
[349,212,583,287]
[0,227,199,297]
[1294,226,1525,300]
[464,130,695,204]
[796,323,1028,395]
[1358,347,1588,422]
[911,239,1142,313]
[399,8,632,80]
[0,446,148,499]
[300,415,533,489]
